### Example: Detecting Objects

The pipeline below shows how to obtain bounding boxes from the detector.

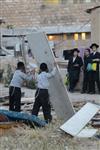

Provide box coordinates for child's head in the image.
[17,62,25,72]
[84,48,90,57]
[40,63,48,72]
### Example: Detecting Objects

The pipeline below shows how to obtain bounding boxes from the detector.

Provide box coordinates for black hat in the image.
[90,43,99,49]
[72,48,80,53]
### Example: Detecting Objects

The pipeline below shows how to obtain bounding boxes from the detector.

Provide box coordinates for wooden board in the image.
[0,122,21,129]
[27,32,74,121]
[60,103,100,136]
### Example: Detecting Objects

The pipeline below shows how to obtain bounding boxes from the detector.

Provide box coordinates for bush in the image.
[26,80,36,89]
[3,64,13,87]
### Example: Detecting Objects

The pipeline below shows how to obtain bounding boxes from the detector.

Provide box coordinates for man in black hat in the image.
[90,43,100,94]
[68,48,83,92]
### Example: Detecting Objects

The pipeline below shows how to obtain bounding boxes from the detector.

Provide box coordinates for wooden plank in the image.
[0,122,21,129]
[92,122,100,128]
[27,32,74,121]
[60,103,100,136]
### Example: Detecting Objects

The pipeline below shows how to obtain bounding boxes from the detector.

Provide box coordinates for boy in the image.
[32,63,56,123]
[81,48,91,93]
[9,61,34,112]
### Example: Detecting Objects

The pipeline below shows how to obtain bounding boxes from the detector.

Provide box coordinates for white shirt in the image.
[10,70,33,88]
[37,67,56,89]
[73,57,76,62]
[93,52,97,55]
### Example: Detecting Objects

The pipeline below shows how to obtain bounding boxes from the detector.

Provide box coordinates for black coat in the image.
[84,56,92,72]
[68,56,83,80]
[90,52,100,72]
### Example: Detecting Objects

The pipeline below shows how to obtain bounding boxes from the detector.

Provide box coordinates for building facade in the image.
[0,0,100,54]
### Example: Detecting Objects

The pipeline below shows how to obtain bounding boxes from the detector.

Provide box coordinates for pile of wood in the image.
[91,112,100,128]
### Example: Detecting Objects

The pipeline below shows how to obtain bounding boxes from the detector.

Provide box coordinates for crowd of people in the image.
[67,43,100,94]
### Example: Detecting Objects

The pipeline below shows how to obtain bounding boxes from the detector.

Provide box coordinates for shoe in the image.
[89,92,95,94]
[70,90,74,93]
[81,91,86,94]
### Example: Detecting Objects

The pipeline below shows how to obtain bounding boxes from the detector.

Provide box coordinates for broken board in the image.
[60,103,100,137]
[27,32,74,121]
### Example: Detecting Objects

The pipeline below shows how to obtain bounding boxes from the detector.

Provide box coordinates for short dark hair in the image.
[17,62,25,70]
[85,48,90,53]
[40,63,48,71]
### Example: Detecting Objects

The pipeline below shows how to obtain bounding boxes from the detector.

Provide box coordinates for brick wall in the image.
[0,0,100,28]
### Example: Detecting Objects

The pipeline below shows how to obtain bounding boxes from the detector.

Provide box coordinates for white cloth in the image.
[37,67,56,89]
[73,57,76,62]
[93,52,96,55]
[10,70,33,88]
[15,43,20,52]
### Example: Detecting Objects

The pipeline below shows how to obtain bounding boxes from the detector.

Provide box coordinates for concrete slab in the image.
[27,32,74,121]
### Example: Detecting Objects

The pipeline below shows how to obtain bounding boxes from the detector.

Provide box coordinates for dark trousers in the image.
[82,71,91,92]
[69,70,80,91]
[9,86,21,112]
[32,89,52,122]
[90,71,100,93]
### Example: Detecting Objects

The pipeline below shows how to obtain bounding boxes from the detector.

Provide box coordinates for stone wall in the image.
[0,0,100,28]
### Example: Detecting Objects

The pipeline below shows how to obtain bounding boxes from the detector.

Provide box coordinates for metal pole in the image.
[0,24,2,55]
[21,35,27,65]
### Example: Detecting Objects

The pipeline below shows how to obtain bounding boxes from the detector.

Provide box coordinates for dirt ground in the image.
[0,119,100,150]
[0,83,100,150]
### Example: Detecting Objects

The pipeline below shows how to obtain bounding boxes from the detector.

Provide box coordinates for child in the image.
[9,61,34,112]
[81,48,91,93]
[32,63,56,123]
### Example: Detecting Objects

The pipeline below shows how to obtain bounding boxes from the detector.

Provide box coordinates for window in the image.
[62,0,74,4]
[85,0,91,2]
[81,33,86,40]
[74,33,79,40]
[48,34,63,41]
[44,0,60,4]
[48,35,54,40]
[63,34,67,40]
[79,0,97,3]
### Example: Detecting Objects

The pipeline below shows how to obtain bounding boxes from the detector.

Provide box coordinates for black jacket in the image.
[84,56,92,72]
[68,56,83,73]
[90,52,100,72]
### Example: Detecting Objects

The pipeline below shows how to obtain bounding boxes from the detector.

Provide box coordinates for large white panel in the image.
[27,32,74,121]
[60,103,100,136]
[76,128,97,138]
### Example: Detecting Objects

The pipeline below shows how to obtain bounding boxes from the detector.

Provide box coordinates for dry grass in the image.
[0,119,100,150]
